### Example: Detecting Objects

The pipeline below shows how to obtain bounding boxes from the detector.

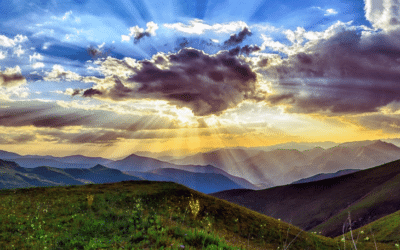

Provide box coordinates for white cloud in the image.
[51,10,74,21]
[146,21,158,36]
[283,27,306,44]
[98,42,105,49]
[312,7,338,16]
[325,8,338,16]
[31,62,45,69]
[13,34,28,43]
[44,65,82,82]
[13,45,25,57]
[127,21,159,41]
[29,52,43,62]
[260,34,289,54]
[0,51,6,60]
[42,42,51,50]
[0,35,15,47]
[261,21,356,56]
[63,11,72,20]
[365,0,400,31]
[121,35,130,42]
[4,65,22,75]
[0,34,28,47]
[87,57,137,79]
[164,19,248,35]
[250,23,280,32]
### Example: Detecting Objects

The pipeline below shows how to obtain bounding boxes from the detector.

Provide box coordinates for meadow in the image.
[0,180,398,250]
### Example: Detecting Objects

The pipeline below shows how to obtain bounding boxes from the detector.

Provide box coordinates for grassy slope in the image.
[312,170,400,237]
[209,160,400,238]
[0,180,385,250]
[338,208,400,245]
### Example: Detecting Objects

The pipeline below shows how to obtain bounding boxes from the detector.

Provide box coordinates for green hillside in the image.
[0,180,390,250]
[338,208,400,246]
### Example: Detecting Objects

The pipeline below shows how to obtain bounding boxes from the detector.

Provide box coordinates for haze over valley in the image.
[2,139,400,193]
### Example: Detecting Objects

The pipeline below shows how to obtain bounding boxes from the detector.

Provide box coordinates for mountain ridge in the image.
[209,159,400,237]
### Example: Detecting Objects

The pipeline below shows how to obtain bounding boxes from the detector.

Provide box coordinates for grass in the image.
[338,209,400,247]
[0,180,397,250]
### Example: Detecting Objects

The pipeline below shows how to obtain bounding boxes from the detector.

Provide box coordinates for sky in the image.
[1,0,400,158]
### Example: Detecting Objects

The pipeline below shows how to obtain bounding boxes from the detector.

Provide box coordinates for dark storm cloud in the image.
[173,37,215,52]
[257,58,269,68]
[69,131,127,144]
[265,80,400,114]
[239,44,261,55]
[354,114,400,133]
[78,48,261,116]
[263,27,400,115]
[0,72,26,88]
[82,88,103,97]
[134,32,151,44]
[87,45,113,59]
[0,134,36,144]
[0,101,180,131]
[36,130,127,145]
[228,45,261,56]
[37,128,180,145]
[0,104,91,128]
[71,88,81,96]
[130,22,159,44]
[223,27,252,47]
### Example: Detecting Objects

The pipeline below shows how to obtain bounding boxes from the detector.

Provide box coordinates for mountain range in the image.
[209,158,400,237]
[2,138,400,241]
[168,140,400,186]
[1,139,400,194]
[0,158,257,194]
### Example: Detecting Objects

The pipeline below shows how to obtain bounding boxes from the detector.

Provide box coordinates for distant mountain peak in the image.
[90,164,108,171]
[368,140,400,150]
[336,140,379,148]
[0,159,24,170]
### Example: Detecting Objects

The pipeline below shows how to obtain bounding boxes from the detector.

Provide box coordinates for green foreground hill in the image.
[1,180,396,250]
[339,208,400,245]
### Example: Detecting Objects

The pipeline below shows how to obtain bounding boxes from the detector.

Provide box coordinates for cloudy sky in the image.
[1,0,400,158]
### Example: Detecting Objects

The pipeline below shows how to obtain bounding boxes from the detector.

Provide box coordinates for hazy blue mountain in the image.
[0,159,258,194]
[122,164,263,191]
[106,153,177,172]
[0,160,143,190]
[126,168,245,194]
[9,157,93,169]
[59,155,113,165]
[1,139,400,192]
[170,140,400,186]
[106,154,262,190]
[0,150,21,160]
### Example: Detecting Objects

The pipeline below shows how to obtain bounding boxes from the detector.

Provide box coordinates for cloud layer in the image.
[77,48,262,116]
[365,0,400,31]
[0,66,26,88]
[261,21,400,115]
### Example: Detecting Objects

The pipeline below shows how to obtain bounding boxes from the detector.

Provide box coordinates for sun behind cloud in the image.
[0,0,399,157]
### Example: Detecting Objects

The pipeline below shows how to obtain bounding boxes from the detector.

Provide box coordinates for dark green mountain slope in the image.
[210,159,400,238]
